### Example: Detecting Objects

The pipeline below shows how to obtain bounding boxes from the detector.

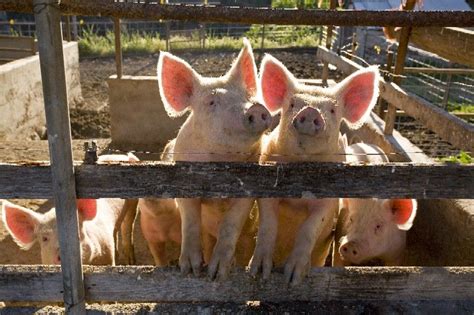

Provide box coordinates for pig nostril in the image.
[352,250,357,256]
[299,116,306,123]
[261,113,268,121]
[313,119,319,126]
[248,115,254,123]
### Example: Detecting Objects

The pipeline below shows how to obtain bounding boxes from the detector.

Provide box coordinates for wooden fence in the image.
[0,1,473,313]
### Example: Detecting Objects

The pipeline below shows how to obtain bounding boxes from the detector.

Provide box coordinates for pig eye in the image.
[290,103,294,109]
[209,100,215,106]
[330,108,335,114]
[42,236,49,242]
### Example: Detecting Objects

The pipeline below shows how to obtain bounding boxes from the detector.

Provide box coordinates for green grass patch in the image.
[78,26,322,57]
[438,151,473,164]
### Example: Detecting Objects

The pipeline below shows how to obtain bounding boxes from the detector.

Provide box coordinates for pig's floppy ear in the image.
[259,54,296,113]
[157,51,200,117]
[77,199,98,221]
[385,199,417,231]
[335,66,379,129]
[2,201,41,249]
[227,38,258,97]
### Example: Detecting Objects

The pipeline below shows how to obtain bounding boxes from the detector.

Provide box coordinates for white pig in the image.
[1,154,139,265]
[157,38,270,279]
[333,142,417,266]
[249,55,380,285]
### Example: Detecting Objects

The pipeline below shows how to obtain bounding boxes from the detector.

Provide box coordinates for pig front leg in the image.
[284,202,335,286]
[248,198,279,279]
[177,198,203,276]
[208,198,255,280]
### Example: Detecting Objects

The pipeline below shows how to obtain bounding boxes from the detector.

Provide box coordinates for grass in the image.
[438,151,473,164]
[77,26,322,57]
[446,103,474,114]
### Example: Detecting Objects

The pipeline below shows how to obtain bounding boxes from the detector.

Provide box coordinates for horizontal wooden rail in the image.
[0,162,472,199]
[0,266,473,303]
[316,46,474,152]
[403,67,474,75]
[0,1,473,26]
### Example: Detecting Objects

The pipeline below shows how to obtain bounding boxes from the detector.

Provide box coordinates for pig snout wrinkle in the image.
[292,107,326,136]
[244,103,271,133]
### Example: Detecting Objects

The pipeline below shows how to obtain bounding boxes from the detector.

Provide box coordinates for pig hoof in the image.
[284,255,310,286]
[208,248,234,280]
[248,253,273,279]
[179,252,203,276]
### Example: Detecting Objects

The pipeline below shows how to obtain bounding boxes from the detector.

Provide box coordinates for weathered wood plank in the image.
[33,0,86,313]
[0,35,36,51]
[0,266,473,303]
[0,49,35,60]
[0,162,472,199]
[1,0,474,27]
[403,67,474,75]
[316,46,474,152]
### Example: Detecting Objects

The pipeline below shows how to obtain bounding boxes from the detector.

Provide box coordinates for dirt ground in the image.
[71,48,340,139]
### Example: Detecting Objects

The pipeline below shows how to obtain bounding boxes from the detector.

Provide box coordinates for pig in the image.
[1,154,139,265]
[157,38,270,278]
[333,142,417,266]
[249,54,380,285]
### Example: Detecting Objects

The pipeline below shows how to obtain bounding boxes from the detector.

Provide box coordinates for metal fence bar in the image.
[1,1,473,27]
[33,0,86,313]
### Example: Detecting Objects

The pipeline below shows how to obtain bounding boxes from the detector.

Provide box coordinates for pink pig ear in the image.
[260,54,296,113]
[2,201,41,249]
[386,199,417,231]
[336,66,380,129]
[227,38,258,97]
[157,52,199,117]
[76,199,97,221]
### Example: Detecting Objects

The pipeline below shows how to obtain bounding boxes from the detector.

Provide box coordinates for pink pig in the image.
[333,142,417,266]
[1,154,139,265]
[157,39,271,279]
[249,55,380,285]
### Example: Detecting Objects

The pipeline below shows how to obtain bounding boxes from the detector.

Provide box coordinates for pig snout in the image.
[339,238,363,264]
[244,103,271,133]
[292,107,326,136]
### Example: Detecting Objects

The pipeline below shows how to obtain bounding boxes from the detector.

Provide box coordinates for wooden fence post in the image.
[33,0,86,313]
[321,0,337,87]
[114,17,123,79]
[376,49,394,118]
[384,0,417,135]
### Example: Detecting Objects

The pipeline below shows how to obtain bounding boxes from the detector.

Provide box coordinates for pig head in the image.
[339,198,417,266]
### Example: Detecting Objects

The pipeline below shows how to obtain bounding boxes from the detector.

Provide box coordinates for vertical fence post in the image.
[350,31,357,59]
[384,0,417,135]
[261,25,266,51]
[33,0,86,313]
[64,15,72,41]
[114,17,123,78]
[321,0,337,87]
[376,50,394,118]
[442,73,452,110]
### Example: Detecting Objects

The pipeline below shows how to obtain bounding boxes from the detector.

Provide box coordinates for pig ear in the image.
[157,52,200,117]
[76,199,97,221]
[335,66,380,129]
[227,38,258,97]
[385,199,417,230]
[260,54,296,113]
[2,201,41,249]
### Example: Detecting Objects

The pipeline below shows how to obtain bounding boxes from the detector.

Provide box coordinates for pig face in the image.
[158,38,271,151]
[339,198,417,265]
[2,199,99,265]
[260,55,379,155]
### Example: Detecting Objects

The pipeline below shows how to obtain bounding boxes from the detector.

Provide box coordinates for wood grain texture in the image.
[33,0,85,312]
[0,162,472,199]
[316,47,474,152]
[0,0,473,27]
[0,266,473,303]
